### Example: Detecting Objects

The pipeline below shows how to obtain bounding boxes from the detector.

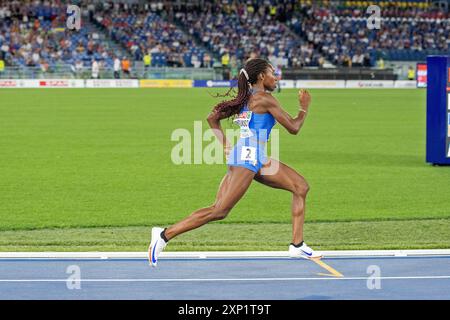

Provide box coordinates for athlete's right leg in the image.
[164,166,255,241]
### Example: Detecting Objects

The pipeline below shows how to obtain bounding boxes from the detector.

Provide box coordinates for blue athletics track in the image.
[0,251,449,300]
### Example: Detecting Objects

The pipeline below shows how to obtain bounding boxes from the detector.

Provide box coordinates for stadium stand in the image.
[169,1,308,67]
[91,2,211,68]
[0,0,449,78]
[0,1,111,68]
[169,0,449,67]
[288,0,450,65]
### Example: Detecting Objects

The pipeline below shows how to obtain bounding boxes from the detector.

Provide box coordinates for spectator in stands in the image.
[191,55,201,68]
[269,5,277,17]
[74,60,83,78]
[92,59,100,79]
[203,53,211,68]
[31,49,41,67]
[113,56,121,79]
[121,56,131,78]
[318,56,325,68]
[363,54,372,68]
[343,55,352,68]
[377,57,385,70]
[221,51,230,80]
[40,59,49,74]
[221,51,230,68]
[143,52,151,71]
[275,64,282,93]
[229,57,238,79]
[352,52,364,67]
[0,43,8,59]
[0,57,4,76]
[167,52,184,67]
[408,66,415,81]
[248,52,258,61]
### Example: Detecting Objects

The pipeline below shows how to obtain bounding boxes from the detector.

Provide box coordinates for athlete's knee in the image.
[292,177,309,197]
[210,205,232,221]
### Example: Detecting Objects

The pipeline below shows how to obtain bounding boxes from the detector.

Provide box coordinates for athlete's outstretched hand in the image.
[298,89,311,112]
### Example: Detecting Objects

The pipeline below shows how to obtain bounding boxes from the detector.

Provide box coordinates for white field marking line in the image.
[1,249,450,259]
[0,275,450,283]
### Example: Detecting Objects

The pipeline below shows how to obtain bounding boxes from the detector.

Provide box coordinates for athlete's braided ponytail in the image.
[210,58,270,119]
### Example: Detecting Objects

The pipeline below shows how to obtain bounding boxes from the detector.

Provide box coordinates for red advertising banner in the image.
[416,63,427,88]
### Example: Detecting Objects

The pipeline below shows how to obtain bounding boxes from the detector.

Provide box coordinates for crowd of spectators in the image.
[0,0,117,74]
[0,0,449,73]
[290,0,450,67]
[168,1,307,68]
[92,2,211,68]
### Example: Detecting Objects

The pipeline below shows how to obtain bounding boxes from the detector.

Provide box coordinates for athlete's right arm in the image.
[265,90,311,135]
[207,109,232,153]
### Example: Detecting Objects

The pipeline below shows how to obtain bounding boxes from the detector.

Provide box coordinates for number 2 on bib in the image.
[240,146,256,162]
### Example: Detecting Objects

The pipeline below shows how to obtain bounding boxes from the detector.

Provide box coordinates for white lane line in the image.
[1,249,450,259]
[0,276,450,283]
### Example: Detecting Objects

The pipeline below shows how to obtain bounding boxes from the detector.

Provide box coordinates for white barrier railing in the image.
[0,79,421,89]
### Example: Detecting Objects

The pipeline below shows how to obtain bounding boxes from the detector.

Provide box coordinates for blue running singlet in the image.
[226,94,276,174]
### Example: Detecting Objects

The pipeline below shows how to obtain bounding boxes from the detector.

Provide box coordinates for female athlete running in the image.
[149,58,321,267]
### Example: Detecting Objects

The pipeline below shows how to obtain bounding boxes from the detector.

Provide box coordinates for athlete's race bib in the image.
[233,111,253,138]
[240,146,256,164]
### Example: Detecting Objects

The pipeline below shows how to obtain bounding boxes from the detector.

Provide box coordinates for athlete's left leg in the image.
[253,159,309,245]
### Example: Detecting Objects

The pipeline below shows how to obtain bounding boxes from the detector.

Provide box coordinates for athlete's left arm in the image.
[263,92,310,135]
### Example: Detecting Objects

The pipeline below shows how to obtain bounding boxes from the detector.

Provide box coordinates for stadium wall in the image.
[0,79,420,89]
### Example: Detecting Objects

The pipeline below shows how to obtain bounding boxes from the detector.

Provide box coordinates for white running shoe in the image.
[148,227,167,267]
[289,242,322,259]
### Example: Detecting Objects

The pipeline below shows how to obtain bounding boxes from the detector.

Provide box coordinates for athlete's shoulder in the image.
[252,91,274,102]
[249,92,279,114]
[257,92,279,109]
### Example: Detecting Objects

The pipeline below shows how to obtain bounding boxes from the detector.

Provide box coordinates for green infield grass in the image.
[0,88,449,251]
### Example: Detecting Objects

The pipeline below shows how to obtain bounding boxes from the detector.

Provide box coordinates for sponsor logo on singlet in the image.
[233,111,253,138]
